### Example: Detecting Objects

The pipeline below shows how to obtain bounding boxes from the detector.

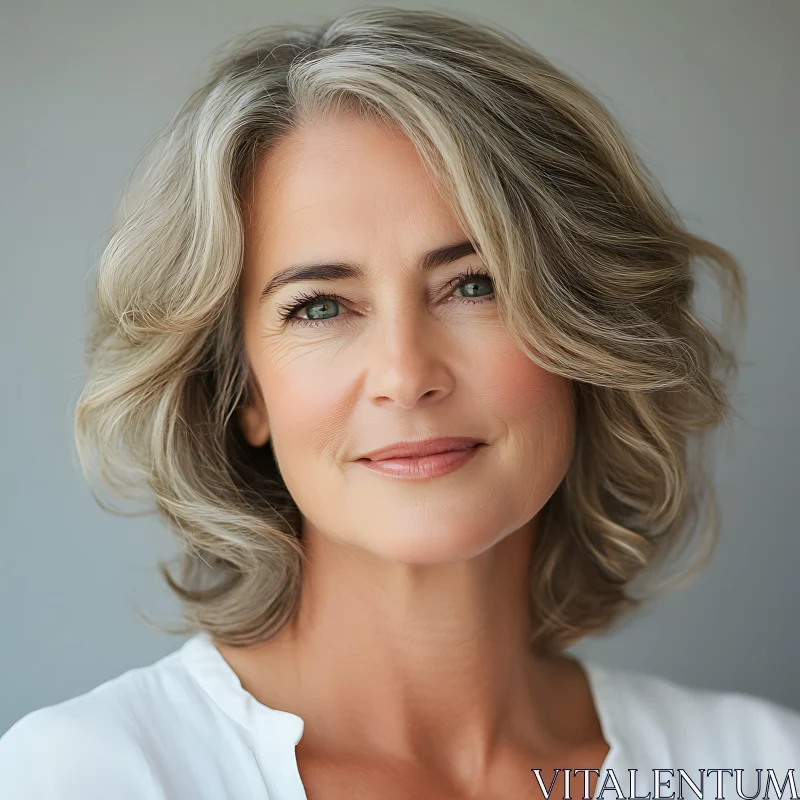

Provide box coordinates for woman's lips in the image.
[357,443,484,480]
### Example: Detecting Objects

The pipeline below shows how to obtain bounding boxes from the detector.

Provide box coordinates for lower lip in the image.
[357,444,484,480]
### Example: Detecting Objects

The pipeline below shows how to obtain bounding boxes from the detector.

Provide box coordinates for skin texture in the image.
[223,111,608,798]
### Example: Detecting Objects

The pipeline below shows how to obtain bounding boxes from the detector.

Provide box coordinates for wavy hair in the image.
[75,6,746,654]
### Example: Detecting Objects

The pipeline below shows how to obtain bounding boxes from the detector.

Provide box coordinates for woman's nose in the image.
[363,308,455,409]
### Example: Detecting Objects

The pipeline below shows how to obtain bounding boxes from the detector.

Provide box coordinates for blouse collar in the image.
[179,630,627,783]
[180,630,305,746]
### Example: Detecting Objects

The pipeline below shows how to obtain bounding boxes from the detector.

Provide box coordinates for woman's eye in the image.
[304,297,341,322]
[281,269,495,327]
[453,273,494,299]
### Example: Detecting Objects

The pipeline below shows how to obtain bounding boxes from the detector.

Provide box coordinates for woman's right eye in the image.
[277,291,348,326]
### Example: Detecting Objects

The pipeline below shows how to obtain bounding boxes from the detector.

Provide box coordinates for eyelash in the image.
[276,267,496,328]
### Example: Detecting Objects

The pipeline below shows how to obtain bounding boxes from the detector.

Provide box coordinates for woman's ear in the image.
[237,377,270,447]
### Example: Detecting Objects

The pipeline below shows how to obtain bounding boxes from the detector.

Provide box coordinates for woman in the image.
[2,7,798,799]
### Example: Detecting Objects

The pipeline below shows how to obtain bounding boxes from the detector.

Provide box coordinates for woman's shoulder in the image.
[591,658,800,768]
[0,640,220,797]
[0,697,157,797]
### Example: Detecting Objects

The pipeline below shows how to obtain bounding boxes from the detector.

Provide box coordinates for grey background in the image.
[1,0,798,736]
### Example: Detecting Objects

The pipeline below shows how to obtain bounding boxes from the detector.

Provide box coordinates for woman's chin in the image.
[350,525,506,565]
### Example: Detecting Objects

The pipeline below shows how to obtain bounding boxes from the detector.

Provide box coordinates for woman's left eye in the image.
[452,270,494,300]
[277,269,495,327]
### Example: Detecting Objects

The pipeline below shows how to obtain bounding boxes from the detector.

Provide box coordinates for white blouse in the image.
[1,631,799,799]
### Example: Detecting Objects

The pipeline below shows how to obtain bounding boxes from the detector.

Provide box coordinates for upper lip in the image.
[357,436,484,461]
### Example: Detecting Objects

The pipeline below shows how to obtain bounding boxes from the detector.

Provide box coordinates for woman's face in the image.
[238,111,576,564]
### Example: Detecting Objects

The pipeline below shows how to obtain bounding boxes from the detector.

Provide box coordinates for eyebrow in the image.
[259,239,478,301]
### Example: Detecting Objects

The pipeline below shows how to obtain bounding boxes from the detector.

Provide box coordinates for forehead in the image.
[241,113,465,276]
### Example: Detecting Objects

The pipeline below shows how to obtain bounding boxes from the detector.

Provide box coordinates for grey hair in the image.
[75,6,745,654]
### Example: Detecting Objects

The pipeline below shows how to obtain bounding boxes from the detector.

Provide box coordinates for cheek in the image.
[256,349,351,461]
[478,339,576,490]
[479,338,574,423]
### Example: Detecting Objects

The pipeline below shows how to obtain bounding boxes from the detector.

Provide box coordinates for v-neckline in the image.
[180,631,625,800]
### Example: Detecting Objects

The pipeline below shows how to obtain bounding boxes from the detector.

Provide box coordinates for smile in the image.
[356,443,485,480]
